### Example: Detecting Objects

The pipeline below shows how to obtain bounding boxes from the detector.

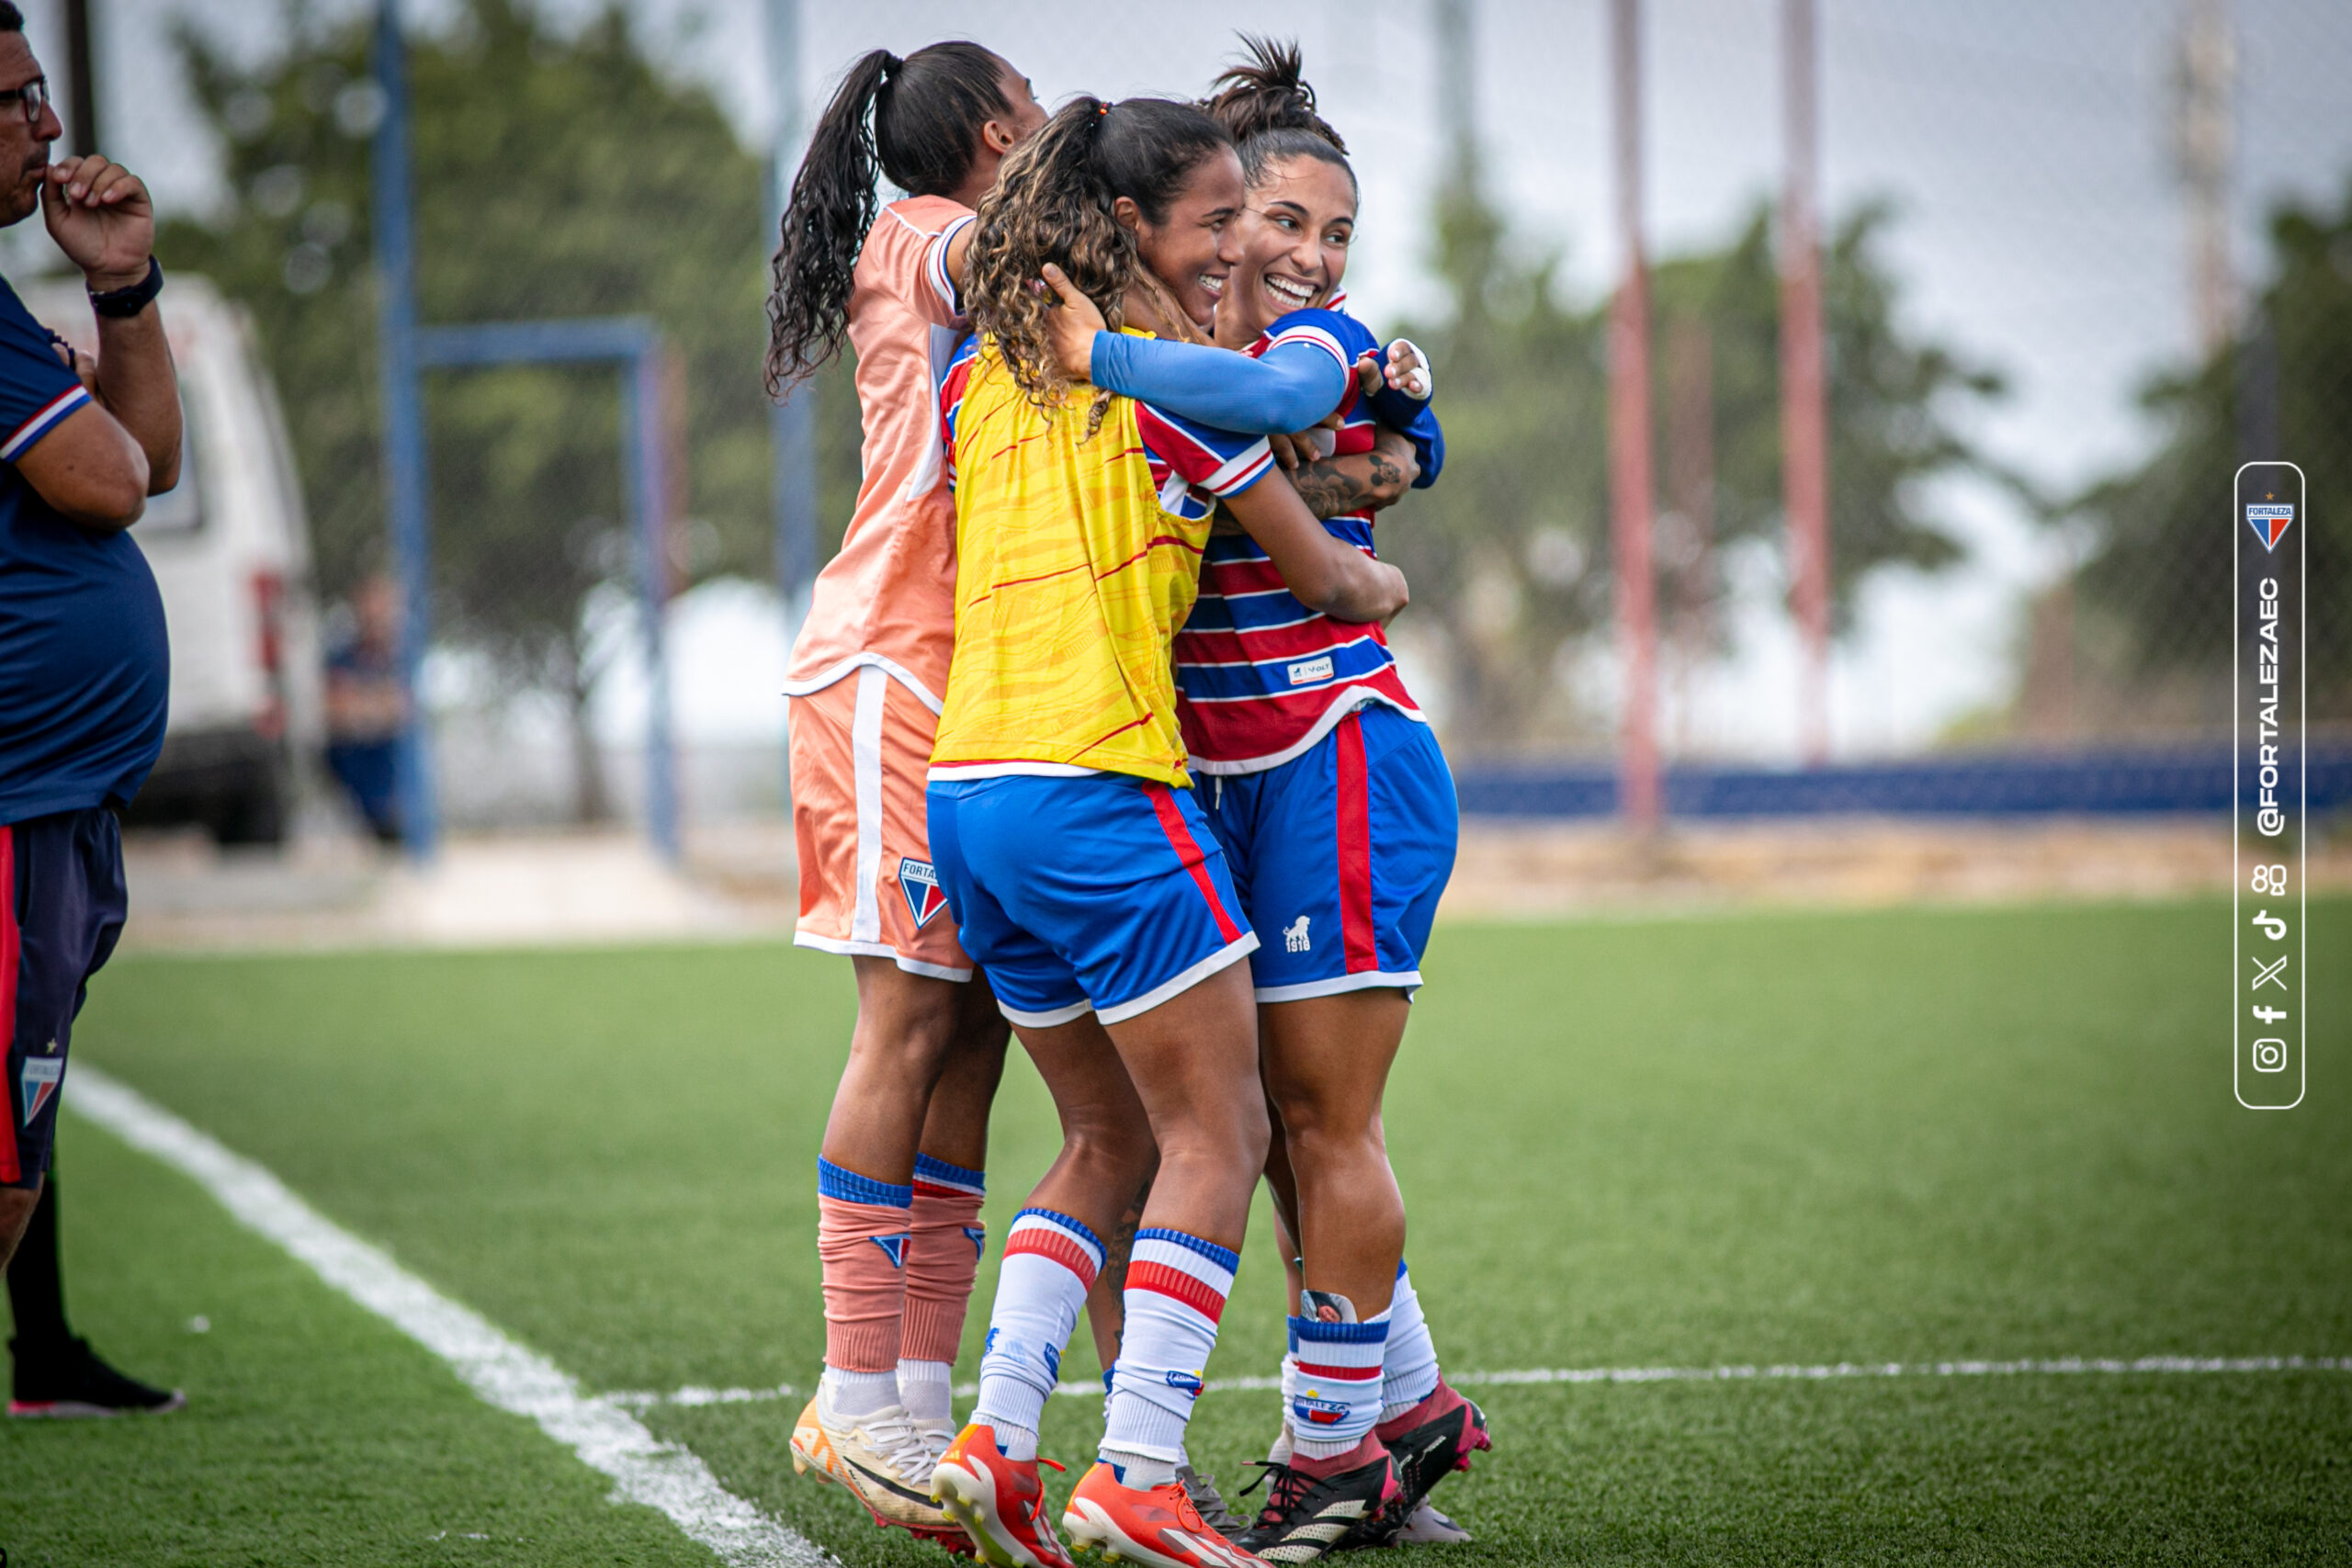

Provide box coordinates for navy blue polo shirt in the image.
[0,275,169,825]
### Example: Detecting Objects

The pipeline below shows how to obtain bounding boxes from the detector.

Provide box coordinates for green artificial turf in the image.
[0,1120,726,1567]
[5,898,2346,1564]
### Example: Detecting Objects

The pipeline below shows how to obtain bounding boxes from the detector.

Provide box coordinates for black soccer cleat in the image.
[1234,1450,1403,1563]
[1372,1383,1491,1542]
[8,1336,186,1418]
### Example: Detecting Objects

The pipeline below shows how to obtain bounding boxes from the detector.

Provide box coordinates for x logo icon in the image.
[2251,953,2290,991]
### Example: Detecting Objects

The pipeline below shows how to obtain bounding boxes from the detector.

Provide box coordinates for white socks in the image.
[1380,1261,1442,1422]
[820,1365,900,1419]
[898,1357,955,1424]
[970,1209,1103,1462]
[1102,1230,1237,1482]
[1288,1305,1390,1461]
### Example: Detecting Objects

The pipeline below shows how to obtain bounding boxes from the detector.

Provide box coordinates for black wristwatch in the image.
[88,256,163,319]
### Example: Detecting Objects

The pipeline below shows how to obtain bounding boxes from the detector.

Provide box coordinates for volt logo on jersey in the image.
[18,1056,62,1126]
[897,858,949,929]
[870,1233,910,1267]
[1286,655,1335,687]
[2248,503,2294,551]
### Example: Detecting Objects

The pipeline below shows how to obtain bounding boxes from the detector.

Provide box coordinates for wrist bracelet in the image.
[88,256,163,319]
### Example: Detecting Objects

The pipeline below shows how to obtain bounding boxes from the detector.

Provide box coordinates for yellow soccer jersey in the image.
[931,333,1275,787]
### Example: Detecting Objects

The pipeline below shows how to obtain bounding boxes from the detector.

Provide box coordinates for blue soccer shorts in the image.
[4,807,128,1189]
[926,772,1260,1029]
[1201,704,1458,1002]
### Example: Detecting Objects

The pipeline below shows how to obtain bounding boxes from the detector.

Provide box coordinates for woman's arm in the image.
[1040,264,1345,434]
[1290,426,1421,521]
[1223,469,1409,626]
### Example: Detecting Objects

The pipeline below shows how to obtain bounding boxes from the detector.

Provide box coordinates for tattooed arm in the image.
[1290,425,1421,522]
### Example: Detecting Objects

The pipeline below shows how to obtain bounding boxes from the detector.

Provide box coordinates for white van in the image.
[21,273,323,844]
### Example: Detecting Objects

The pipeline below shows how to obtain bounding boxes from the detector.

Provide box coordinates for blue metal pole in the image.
[763,0,817,599]
[371,0,437,860]
[623,341,680,863]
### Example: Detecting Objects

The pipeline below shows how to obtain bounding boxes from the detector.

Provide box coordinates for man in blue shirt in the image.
[0,2,186,1418]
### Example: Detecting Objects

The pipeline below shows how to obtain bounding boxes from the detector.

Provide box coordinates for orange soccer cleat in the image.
[1060,1461,1268,1568]
[929,1422,1074,1568]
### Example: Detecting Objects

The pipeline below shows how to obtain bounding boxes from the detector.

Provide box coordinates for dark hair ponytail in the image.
[1202,36,1353,192]
[966,96,1233,423]
[765,42,1012,396]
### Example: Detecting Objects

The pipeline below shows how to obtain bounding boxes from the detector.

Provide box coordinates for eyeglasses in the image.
[0,76,48,128]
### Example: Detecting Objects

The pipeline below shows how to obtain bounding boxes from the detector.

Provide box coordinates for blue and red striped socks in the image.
[1289,1310,1391,1461]
[971,1208,1103,1461]
[1102,1228,1238,1484]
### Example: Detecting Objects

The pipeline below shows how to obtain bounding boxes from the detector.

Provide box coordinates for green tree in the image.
[1388,167,2006,749]
[2066,175,2352,720]
[159,0,823,818]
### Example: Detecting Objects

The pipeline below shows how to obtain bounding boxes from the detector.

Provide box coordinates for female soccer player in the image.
[763,40,1044,1547]
[922,96,1408,1568]
[1039,43,1489,1559]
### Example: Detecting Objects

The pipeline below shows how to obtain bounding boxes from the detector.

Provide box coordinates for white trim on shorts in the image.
[927,761,1108,782]
[1185,688,1427,777]
[995,996,1094,1030]
[791,930,975,984]
[1094,931,1261,1027]
[781,653,945,714]
[1253,969,1423,1004]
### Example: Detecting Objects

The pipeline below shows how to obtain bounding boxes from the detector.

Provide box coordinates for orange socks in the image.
[816,1158,912,1372]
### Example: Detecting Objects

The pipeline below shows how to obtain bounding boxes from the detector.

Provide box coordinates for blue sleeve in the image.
[1369,381,1444,488]
[1089,332,1346,434]
[0,285,91,463]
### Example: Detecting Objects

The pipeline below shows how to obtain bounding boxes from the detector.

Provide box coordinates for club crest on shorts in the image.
[897,858,948,930]
[2247,502,2293,551]
[18,1055,62,1126]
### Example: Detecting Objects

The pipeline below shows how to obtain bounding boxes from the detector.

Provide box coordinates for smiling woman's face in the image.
[1222,154,1357,341]
[1126,145,1249,332]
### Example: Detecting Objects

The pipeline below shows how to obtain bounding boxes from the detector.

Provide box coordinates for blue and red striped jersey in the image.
[1174,307,1441,774]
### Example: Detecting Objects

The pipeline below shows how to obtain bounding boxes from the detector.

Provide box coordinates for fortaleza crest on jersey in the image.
[2247,502,2294,552]
[897,857,948,929]
[18,1055,62,1126]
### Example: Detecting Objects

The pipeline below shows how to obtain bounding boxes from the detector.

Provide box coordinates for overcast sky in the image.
[19,0,2352,756]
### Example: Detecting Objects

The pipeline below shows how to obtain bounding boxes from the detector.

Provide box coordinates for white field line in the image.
[605,1355,2347,1411]
[64,1066,832,1568]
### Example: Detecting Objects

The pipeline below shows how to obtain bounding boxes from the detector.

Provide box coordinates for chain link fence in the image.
[114,0,2352,838]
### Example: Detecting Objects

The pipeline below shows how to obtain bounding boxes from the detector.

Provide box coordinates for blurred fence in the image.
[1456,735,2352,818]
[128,0,2352,842]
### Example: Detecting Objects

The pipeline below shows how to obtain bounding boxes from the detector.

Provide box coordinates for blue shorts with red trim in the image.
[925,773,1259,1029]
[4,807,127,1188]
[1202,703,1457,1002]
